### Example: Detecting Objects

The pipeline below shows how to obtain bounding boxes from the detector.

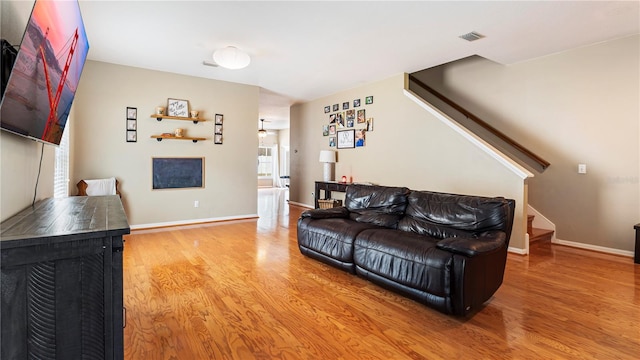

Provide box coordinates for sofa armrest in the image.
[436,231,506,257]
[301,206,350,219]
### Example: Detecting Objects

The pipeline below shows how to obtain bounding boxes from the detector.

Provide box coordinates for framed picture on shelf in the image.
[126,119,137,130]
[126,130,137,142]
[126,106,137,120]
[337,130,355,149]
[215,114,224,125]
[215,124,223,134]
[167,98,189,117]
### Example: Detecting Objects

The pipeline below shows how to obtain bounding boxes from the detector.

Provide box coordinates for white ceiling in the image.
[25,1,640,129]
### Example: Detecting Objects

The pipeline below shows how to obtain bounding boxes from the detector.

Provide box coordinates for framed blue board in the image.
[152,157,204,189]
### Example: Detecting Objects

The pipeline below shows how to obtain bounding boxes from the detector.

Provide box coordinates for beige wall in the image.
[0,0,56,221]
[290,74,528,251]
[72,61,259,226]
[413,35,639,252]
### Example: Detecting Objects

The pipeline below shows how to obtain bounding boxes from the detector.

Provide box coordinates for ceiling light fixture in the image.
[258,119,267,138]
[213,46,251,69]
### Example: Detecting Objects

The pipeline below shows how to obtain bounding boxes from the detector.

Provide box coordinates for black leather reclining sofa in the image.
[297,184,515,316]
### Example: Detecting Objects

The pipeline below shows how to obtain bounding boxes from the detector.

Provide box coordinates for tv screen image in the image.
[0,0,89,146]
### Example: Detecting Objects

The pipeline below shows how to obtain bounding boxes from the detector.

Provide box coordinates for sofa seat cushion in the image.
[354,229,453,298]
[298,217,382,264]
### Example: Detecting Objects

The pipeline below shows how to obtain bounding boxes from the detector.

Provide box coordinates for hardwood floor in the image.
[123,189,639,359]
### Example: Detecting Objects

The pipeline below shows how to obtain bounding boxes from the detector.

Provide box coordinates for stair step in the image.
[530,227,554,243]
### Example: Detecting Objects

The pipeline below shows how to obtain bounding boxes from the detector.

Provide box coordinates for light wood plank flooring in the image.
[123,189,639,359]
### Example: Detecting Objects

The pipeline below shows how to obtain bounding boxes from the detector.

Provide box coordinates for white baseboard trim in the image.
[130,214,259,230]
[508,247,528,255]
[288,201,313,209]
[552,238,634,258]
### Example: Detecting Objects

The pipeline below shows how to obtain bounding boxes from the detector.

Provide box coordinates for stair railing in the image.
[408,74,550,172]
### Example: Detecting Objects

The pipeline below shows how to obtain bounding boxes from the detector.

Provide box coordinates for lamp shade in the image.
[213,46,251,69]
[319,150,336,163]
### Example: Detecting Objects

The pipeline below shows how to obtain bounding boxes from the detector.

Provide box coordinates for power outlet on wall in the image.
[194,200,199,208]
[578,164,587,174]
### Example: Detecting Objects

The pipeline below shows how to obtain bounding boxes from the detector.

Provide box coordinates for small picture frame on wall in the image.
[126,106,137,120]
[355,129,366,147]
[126,119,137,130]
[215,114,224,125]
[167,98,189,117]
[324,106,331,113]
[365,96,374,105]
[214,134,223,144]
[330,113,344,128]
[357,109,366,123]
[332,104,339,112]
[329,124,336,135]
[342,102,349,110]
[366,118,374,131]
[329,136,336,147]
[323,125,329,136]
[354,99,361,107]
[337,129,355,149]
[126,130,137,142]
[336,112,345,127]
[215,124,223,134]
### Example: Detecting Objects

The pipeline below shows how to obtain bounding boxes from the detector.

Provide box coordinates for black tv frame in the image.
[0,39,18,99]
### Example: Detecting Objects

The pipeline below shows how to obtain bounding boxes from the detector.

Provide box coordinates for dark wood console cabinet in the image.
[1,196,130,359]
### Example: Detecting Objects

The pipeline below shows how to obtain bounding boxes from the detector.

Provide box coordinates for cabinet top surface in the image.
[315,181,353,185]
[0,196,130,246]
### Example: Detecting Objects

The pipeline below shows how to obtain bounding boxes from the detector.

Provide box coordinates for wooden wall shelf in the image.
[150,114,206,124]
[151,135,206,143]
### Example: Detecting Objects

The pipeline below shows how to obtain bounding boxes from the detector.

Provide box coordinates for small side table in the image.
[314,181,351,209]
[634,223,640,264]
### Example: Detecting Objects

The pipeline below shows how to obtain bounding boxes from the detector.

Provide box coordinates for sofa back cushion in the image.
[398,190,514,239]
[345,185,410,228]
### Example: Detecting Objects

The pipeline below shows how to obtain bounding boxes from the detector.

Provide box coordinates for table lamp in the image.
[319,150,336,182]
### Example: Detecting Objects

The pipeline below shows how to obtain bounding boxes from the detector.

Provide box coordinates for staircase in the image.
[527,215,554,244]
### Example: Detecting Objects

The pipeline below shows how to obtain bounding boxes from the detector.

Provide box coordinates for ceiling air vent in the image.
[459,31,485,42]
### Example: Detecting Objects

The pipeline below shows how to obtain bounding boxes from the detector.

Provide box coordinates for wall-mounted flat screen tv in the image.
[0,0,89,146]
